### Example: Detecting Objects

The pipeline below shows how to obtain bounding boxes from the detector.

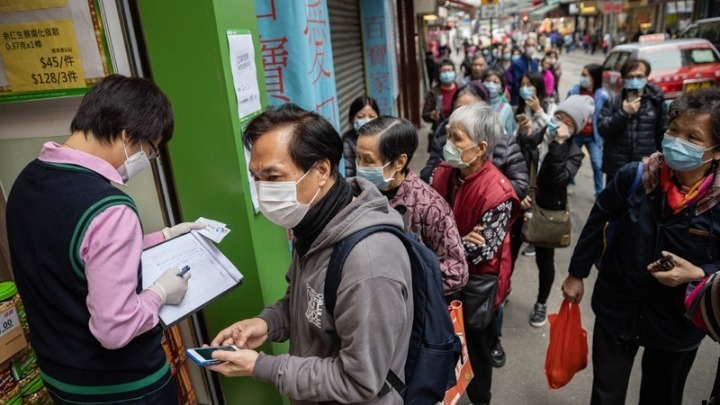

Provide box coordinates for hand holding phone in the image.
[515,113,528,124]
[186,345,239,366]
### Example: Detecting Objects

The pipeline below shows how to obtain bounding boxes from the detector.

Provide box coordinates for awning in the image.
[529,3,560,21]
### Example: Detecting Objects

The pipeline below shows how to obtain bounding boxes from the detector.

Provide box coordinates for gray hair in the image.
[448,103,502,160]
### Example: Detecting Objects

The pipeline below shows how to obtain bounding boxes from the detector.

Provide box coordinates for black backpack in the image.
[324,224,461,404]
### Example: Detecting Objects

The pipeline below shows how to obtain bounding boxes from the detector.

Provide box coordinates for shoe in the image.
[490,340,506,368]
[522,244,536,257]
[529,302,547,327]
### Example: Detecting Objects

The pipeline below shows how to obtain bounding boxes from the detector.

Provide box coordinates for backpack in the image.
[324,224,462,404]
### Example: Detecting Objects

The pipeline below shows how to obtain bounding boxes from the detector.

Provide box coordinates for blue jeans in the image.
[573,136,604,197]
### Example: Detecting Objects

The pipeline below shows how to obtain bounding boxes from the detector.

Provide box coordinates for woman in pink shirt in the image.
[541,55,556,100]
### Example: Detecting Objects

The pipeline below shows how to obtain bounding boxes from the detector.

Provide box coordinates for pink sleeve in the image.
[81,205,163,350]
[544,72,555,96]
[143,230,166,249]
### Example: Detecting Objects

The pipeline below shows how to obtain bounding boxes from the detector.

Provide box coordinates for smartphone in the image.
[656,255,676,272]
[626,89,639,102]
[516,113,528,123]
[186,345,239,366]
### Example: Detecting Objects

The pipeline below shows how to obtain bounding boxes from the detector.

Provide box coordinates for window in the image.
[640,47,720,70]
[689,49,719,64]
[603,51,632,71]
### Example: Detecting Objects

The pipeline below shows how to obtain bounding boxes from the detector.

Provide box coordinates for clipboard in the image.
[141,231,243,328]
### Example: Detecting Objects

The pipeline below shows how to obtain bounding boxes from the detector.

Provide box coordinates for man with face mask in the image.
[207,104,413,404]
[509,38,539,106]
[6,75,202,403]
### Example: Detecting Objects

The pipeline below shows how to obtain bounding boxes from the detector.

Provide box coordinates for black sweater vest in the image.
[6,160,169,403]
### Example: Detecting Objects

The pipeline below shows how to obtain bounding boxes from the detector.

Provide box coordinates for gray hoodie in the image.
[253,177,413,404]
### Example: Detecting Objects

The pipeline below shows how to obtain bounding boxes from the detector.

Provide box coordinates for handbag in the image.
[521,160,571,248]
[443,300,474,405]
[461,274,498,330]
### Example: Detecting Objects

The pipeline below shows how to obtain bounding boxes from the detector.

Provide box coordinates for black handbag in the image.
[461,274,498,330]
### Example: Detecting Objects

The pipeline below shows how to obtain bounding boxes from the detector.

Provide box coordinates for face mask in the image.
[484,82,501,99]
[482,50,489,56]
[662,134,717,171]
[443,140,478,169]
[579,76,592,89]
[511,55,521,62]
[547,118,560,138]
[624,78,647,90]
[439,71,456,84]
[356,161,396,190]
[520,86,535,100]
[256,166,320,228]
[117,142,150,182]
[354,117,373,132]
[550,58,558,65]
[504,53,512,60]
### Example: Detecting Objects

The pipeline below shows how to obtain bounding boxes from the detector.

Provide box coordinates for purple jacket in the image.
[389,170,468,294]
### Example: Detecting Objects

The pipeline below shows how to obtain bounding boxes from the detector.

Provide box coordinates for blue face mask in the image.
[356,162,396,190]
[662,134,717,171]
[519,86,535,100]
[354,117,373,132]
[484,82,501,99]
[511,55,521,62]
[547,118,560,138]
[439,71,456,84]
[504,53,512,60]
[482,50,489,56]
[624,78,647,90]
[579,76,591,89]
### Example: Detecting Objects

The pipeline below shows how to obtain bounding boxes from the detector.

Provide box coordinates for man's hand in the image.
[562,275,585,303]
[622,97,641,115]
[430,110,441,122]
[648,251,706,288]
[207,349,259,377]
[520,195,533,210]
[463,226,485,246]
[211,318,269,350]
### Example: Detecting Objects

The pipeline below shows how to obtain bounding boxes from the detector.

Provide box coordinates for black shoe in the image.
[522,244,536,257]
[490,340,506,368]
[529,302,547,327]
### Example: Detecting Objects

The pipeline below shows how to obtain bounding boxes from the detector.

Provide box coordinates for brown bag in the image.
[443,300,474,405]
[521,160,571,248]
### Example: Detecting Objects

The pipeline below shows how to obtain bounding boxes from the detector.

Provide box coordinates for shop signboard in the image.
[481,4,500,19]
[360,0,398,116]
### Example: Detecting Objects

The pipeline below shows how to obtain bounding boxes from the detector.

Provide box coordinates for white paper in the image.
[228,32,261,119]
[141,232,243,327]
[196,216,231,243]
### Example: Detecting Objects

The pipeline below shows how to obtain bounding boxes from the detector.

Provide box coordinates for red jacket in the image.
[432,159,519,308]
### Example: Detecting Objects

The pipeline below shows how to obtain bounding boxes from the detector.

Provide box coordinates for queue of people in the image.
[5,47,720,405]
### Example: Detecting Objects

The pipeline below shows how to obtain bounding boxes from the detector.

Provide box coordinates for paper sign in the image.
[0,0,66,13]
[227,30,261,120]
[0,306,26,363]
[0,19,86,93]
[196,217,231,243]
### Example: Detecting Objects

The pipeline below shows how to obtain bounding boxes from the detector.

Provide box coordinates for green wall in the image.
[136,1,290,403]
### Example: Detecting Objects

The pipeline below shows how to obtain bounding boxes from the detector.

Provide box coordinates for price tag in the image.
[0,19,86,92]
[0,307,19,338]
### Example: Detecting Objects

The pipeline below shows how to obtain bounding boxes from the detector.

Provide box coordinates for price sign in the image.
[0,307,18,338]
[0,19,86,93]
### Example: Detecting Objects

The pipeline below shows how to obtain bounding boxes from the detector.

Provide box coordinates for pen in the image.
[177,265,191,277]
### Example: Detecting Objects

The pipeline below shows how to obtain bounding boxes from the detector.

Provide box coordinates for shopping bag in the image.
[443,300,474,405]
[545,300,587,389]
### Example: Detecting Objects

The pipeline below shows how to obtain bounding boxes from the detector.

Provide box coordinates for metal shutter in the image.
[328,0,366,134]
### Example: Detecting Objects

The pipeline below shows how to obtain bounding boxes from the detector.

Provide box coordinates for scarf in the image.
[293,176,353,257]
[659,161,715,215]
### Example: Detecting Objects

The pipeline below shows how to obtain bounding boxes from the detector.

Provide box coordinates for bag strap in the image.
[628,161,644,198]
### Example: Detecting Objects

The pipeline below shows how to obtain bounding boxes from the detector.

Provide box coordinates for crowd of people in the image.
[4,30,720,405]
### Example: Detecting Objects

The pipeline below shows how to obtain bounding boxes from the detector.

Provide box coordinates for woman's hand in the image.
[518,118,532,136]
[648,251,706,287]
[520,195,533,210]
[526,95,542,113]
[463,226,485,246]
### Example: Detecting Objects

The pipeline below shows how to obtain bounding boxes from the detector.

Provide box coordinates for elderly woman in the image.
[431,103,519,405]
[562,88,720,405]
[355,116,468,294]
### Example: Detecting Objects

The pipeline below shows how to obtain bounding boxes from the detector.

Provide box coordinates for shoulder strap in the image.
[627,161,644,199]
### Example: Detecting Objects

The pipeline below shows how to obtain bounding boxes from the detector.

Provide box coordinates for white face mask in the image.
[256,166,321,228]
[117,142,150,182]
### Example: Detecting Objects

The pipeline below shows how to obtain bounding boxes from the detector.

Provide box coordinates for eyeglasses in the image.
[625,75,646,80]
[146,140,160,159]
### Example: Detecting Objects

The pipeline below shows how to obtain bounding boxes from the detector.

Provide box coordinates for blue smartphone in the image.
[186,345,238,366]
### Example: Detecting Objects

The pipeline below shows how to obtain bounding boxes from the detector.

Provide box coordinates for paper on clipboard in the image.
[141,231,243,327]
[227,30,261,120]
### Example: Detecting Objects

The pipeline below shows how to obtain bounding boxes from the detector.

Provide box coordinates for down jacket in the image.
[597,84,668,177]
[420,120,530,201]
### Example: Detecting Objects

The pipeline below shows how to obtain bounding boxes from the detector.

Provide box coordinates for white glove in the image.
[148,268,190,305]
[162,221,206,240]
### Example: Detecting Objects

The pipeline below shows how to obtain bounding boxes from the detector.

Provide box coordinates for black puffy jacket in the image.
[420,120,529,200]
[597,84,668,177]
[341,129,358,178]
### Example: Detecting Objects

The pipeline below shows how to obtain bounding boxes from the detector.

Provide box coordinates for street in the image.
[410,49,718,404]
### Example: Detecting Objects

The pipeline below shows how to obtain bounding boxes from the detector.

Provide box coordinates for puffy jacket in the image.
[535,130,585,210]
[420,120,529,201]
[341,129,358,177]
[597,84,668,176]
[569,155,720,351]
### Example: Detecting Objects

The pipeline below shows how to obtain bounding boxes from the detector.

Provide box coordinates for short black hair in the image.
[357,116,417,172]
[482,68,506,88]
[668,88,720,145]
[451,83,488,110]
[347,96,380,127]
[621,58,652,78]
[70,74,173,145]
[243,104,342,175]
[438,59,455,71]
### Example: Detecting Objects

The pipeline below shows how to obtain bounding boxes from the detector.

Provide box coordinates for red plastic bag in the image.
[545,300,588,389]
